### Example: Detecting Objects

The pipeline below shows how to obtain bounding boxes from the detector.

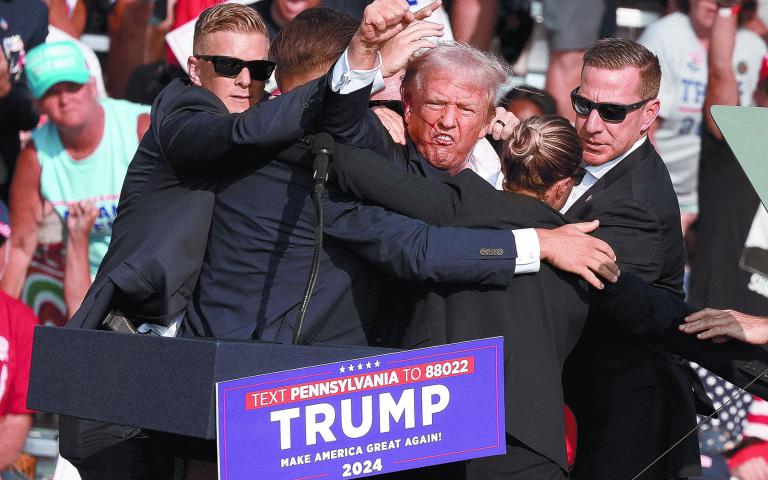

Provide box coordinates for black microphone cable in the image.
[292,133,333,345]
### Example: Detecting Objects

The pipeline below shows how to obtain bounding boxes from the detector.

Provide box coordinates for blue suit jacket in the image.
[184,85,522,345]
[68,76,331,330]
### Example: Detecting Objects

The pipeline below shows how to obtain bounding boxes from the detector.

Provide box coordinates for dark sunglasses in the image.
[195,55,275,81]
[571,167,587,186]
[570,87,653,123]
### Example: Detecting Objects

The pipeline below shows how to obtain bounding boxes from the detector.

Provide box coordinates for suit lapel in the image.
[567,138,653,216]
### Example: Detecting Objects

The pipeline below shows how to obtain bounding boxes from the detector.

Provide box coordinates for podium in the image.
[27,326,395,439]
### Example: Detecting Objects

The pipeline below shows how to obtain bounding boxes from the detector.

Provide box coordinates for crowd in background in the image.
[2,0,768,478]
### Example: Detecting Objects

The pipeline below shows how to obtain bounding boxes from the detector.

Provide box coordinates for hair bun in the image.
[508,122,544,164]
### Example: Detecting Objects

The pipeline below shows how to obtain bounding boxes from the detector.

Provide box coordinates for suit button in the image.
[480,248,504,256]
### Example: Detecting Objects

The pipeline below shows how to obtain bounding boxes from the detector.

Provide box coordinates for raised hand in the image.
[348,0,442,71]
[66,200,99,243]
[380,20,444,78]
[487,107,520,141]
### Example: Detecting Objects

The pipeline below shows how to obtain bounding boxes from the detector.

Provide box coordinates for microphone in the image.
[312,132,333,184]
[293,133,334,345]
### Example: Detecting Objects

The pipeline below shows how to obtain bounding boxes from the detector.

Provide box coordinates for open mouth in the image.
[432,134,454,145]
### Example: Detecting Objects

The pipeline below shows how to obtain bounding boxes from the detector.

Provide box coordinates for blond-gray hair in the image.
[401,42,511,119]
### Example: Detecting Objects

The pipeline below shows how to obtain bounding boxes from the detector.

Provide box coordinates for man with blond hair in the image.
[58,4,313,479]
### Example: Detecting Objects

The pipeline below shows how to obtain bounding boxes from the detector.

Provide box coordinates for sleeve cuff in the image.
[513,228,540,274]
[331,49,383,94]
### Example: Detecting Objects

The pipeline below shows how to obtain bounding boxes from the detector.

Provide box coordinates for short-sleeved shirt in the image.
[0,291,38,416]
[638,12,767,212]
[33,98,150,277]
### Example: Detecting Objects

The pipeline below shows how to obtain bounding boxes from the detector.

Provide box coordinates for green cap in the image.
[25,41,90,99]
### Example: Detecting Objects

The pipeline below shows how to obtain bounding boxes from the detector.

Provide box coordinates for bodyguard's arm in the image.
[157,77,327,175]
[592,273,768,399]
[324,199,520,285]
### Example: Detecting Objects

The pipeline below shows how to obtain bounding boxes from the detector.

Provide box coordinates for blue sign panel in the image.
[217,337,505,479]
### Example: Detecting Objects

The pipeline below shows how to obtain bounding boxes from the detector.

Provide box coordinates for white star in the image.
[357,363,363,370]
[366,362,372,369]
[348,364,355,372]
[374,360,380,368]
[340,366,346,373]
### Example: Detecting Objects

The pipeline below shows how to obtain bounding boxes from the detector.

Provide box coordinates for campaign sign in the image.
[216,337,505,480]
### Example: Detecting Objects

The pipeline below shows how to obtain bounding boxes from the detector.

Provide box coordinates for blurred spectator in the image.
[0,48,37,204]
[691,9,768,327]
[543,0,615,122]
[450,0,495,49]
[46,26,106,98]
[495,1,534,66]
[727,397,768,479]
[638,0,767,237]
[0,41,149,315]
[741,0,768,42]
[503,85,557,119]
[105,0,153,97]
[0,0,48,84]
[0,0,47,202]
[252,0,451,42]
[122,0,214,103]
[0,201,39,480]
[47,0,87,38]
[689,9,768,465]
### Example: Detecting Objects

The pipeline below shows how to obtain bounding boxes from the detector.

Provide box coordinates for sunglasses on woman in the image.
[195,55,276,81]
[570,87,653,123]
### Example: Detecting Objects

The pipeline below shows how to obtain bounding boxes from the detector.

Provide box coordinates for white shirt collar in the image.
[560,136,648,213]
[464,138,504,190]
[585,135,647,180]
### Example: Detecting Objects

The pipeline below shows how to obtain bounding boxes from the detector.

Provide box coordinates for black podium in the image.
[27,326,395,439]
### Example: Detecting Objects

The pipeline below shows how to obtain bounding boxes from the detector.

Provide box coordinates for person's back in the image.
[405,190,590,472]
[186,138,376,343]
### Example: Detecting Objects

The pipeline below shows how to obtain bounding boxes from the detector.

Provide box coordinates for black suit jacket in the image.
[331,142,768,472]
[562,138,700,480]
[68,77,327,331]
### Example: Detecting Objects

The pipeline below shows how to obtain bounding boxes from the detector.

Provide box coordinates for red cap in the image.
[760,54,768,84]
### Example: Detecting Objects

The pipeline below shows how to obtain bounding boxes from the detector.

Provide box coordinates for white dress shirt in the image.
[561,136,648,214]
[466,138,505,190]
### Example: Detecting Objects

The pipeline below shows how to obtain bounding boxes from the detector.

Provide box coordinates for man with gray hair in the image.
[333,41,620,290]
